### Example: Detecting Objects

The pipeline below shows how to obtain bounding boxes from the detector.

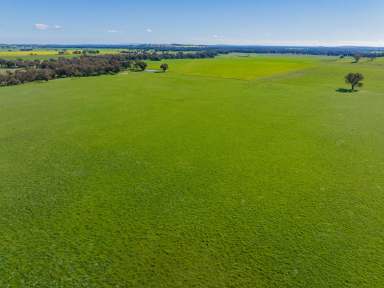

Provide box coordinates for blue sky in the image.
[1,0,384,46]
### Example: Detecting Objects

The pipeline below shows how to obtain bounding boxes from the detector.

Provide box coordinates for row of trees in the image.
[349,54,381,63]
[59,50,101,55]
[119,50,218,61]
[4,44,384,57]
[0,57,147,86]
[0,51,214,86]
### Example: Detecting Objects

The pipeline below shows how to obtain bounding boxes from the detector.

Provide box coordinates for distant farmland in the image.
[1,55,384,287]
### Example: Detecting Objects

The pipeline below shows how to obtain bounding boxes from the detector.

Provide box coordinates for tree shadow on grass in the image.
[336,88,354,93]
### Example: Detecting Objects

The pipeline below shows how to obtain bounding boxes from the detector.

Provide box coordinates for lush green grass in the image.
[149,55,319,80]
[1,55,384,287]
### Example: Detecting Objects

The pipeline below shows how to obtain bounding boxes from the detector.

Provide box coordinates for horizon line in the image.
[2,43,384,49]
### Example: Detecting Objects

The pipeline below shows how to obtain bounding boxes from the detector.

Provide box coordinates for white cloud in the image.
[34,23,63,31]
[107,29,118,33]
[146,28,152,33]
[34,23,49,30]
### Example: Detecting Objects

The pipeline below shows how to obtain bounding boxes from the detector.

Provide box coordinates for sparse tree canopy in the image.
[352,54,362,63]
[160,63,169,72]
[345,73,364,91]
[134,60,147,71]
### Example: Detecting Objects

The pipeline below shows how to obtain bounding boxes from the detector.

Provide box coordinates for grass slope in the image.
[1,56,384,287]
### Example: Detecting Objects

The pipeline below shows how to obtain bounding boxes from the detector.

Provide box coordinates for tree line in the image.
[4,43,384,58]
[0,51,218,87]
[119,50,218,61]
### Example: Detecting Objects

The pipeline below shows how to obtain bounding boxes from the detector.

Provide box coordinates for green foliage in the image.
[345,72,364,91]
[0,56,384,287]
[352,54,362,63]
[160,63,169,72]
[134,60,148,71]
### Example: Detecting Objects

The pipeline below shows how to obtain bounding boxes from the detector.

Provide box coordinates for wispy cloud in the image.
[107,29,119,33]
[34,23,63,31]
[146,28,152,33]
[34,23,49,30]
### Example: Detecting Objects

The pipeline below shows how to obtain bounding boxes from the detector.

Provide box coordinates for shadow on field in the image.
[336,88,354,93]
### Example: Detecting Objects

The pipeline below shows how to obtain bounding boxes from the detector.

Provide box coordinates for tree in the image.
[352,54,362,63]
[160,63,169,72]
[134,61,147,71]
[345,73,364,91]
[367,54,377,62]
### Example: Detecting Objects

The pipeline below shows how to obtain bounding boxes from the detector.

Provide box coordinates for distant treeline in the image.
[119,50,218,60]
[6,44,384,57]
[131,45,384,58]
[210,46,384,58]
[0,51,218,87]
[161,46,384,58]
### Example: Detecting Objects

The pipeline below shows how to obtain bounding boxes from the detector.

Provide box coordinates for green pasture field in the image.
[1,55,384,287]
[149,54,320,80]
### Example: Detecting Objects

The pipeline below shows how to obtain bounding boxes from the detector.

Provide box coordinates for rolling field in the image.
[149,55,319,80]
[1,55,384,287]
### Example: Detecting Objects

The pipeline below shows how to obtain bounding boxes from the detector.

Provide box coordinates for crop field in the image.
[0,50,60,57]
[0,49,121,60]
[1,55,384,287]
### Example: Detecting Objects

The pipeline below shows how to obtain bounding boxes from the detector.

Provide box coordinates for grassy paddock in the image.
[148,55,320,80]
[1,55,384,287]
